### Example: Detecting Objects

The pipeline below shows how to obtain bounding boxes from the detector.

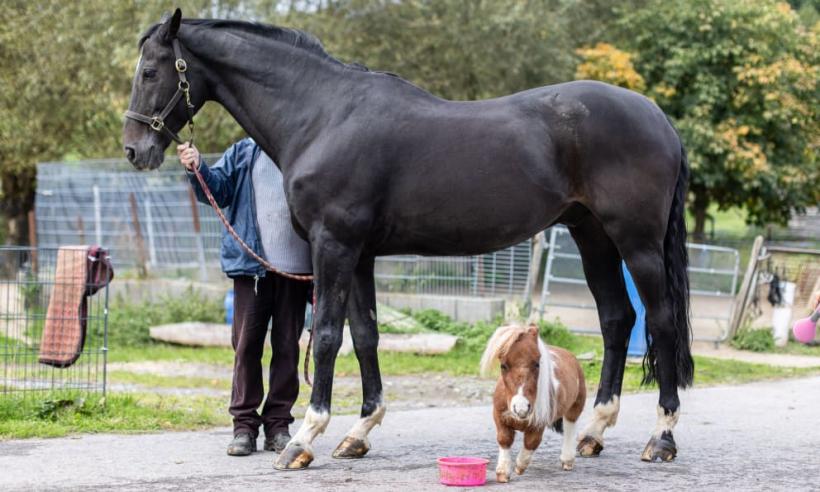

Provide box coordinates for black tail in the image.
[642,138,694,388]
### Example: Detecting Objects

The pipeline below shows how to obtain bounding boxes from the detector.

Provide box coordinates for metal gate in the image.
[537,226,740,343]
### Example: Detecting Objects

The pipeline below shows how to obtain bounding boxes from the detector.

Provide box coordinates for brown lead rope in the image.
[189,159,317,386]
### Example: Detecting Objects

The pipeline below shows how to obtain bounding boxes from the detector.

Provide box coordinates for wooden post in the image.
[188,187,208,282]
[728,235,765,339]
[27,210,38,273]
[129,193,148,278]
[523,232,545,320]
[76,215,86,245]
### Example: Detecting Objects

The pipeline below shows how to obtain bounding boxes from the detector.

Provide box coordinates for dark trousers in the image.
[230,274,309,438]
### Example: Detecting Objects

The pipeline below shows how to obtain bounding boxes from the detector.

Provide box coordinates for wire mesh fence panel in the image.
[36,158,224,277]
[0,247,109,397]
[374,242,532,298]
[537,226,740,342]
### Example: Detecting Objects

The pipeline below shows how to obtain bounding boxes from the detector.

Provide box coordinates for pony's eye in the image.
[143,68,157,79]
[500,363,509,372]
[534,362,540,369]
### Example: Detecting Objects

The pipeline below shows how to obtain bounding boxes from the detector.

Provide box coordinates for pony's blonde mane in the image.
[480,325,555,428]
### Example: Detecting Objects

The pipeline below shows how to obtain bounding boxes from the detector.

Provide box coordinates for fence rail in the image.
[537,226,741,343]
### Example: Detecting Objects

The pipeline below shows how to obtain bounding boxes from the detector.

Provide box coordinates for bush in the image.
[731,328,774,352]
[537,320,579,350]
[96,287,225,347]
[410,309,577,352]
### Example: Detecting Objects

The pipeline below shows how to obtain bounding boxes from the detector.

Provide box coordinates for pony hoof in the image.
[273,442,314,470]
[332,436,370,459]
[577,436,603,457]
[561,460,574,471]
[496,472,510,483]
[640,432,677,462]
[514,466,525,475]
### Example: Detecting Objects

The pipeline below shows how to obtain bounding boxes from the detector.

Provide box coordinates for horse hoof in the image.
[561,460,574,471]
[514,466,525,475]
[577,435,603,457]
[273,442,314,470]
[496,472,510,483]
[640,432,677,462]
[332,436,370,459]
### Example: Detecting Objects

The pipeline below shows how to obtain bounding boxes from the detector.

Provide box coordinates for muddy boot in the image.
[227,433,257,456]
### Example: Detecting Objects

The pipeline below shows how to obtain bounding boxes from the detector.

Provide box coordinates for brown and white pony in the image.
[481,325,586,482]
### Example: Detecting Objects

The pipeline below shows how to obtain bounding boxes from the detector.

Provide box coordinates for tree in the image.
[0,1,245,246]
[612,0,819,238]
[575,43,646,92]
[280,0,579,101]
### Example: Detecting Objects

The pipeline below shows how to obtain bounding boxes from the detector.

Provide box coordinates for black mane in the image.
[138,18,371,71]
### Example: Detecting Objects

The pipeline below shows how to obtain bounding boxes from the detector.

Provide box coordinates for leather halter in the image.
[124,38,195,145]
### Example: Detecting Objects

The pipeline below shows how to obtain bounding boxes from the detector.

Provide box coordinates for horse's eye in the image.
[534,362,540,369]
[500,363,509,372]
[143,68,157,79]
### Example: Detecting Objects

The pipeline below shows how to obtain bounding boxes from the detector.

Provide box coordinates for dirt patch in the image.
[108,361,495,410]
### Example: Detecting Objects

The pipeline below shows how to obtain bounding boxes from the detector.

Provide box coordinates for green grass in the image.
[0,393,229,440]
[8,309,818,440]
[775,341,820,357]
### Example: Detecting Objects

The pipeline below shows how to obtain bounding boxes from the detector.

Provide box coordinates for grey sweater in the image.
[252,152,312,274]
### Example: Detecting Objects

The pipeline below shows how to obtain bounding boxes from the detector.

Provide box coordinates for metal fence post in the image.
[92,185,102,246]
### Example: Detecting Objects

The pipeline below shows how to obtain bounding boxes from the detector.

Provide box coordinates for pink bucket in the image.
[437,456,489,486]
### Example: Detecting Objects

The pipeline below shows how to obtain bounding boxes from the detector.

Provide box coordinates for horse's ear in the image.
[528,325,539,338]
[167,8,182,39]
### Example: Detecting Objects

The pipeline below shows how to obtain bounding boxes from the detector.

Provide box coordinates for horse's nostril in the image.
[124,146,136,163]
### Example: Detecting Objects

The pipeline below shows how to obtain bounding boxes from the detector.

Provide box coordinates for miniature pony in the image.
[480,324,586,482]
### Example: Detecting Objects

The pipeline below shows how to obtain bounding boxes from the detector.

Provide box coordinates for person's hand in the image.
[177,142,201,171]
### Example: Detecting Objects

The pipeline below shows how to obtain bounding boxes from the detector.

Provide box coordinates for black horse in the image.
[123,10,693,470]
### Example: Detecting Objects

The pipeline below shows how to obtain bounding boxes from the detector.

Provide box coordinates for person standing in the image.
[179,139,311,456]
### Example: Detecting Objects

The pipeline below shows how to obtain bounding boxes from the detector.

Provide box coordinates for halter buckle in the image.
[175,58,187,73]
[178,80,190,91]
[150,117,164,131]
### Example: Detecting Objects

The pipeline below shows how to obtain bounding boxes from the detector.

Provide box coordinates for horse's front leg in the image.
[495,415,515,483]
[515,428,543,476]
[274,236,359,471]
[333,256,386,459]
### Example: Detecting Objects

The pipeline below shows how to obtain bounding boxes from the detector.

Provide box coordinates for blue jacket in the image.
[187,138,268,278]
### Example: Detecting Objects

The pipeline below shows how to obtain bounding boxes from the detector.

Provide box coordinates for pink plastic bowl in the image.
[437,456,489,487]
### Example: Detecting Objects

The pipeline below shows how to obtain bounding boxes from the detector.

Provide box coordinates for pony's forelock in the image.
[479,325,528,376]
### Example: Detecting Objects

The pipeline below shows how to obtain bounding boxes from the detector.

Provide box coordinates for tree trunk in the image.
[691,191,709,242]
[1,166,36,246]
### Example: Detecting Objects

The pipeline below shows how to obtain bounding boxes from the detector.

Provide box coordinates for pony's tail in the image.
[643,136,694,388]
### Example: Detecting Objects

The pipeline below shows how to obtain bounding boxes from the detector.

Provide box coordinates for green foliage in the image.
[612,0,819,235]
[287,0,578,101]
[731,328,776,352]
[536,319,580,350]
[100,287,224,347]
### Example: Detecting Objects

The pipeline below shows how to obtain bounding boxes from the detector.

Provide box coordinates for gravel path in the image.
[2,376,819,491]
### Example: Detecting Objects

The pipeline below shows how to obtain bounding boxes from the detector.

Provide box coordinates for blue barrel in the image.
[224,289,235,325]
[623,262,648,357]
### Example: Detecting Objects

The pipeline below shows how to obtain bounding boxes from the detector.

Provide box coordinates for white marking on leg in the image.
[561,420,577,469]
[652,405,679,437]
[290,406,330,450]
[348,403,386,441]
[515,448,534,475]
[580,396,620,441]
[510,385,531,419]
[496,446,513,481]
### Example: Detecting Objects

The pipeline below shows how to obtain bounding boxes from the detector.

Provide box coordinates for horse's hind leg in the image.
[620,246,682,462]
[333,256,386,459]
[568,216,635,457]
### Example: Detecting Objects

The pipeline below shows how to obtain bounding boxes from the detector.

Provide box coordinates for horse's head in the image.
[123,9,205,170]
[481,325,546,422]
